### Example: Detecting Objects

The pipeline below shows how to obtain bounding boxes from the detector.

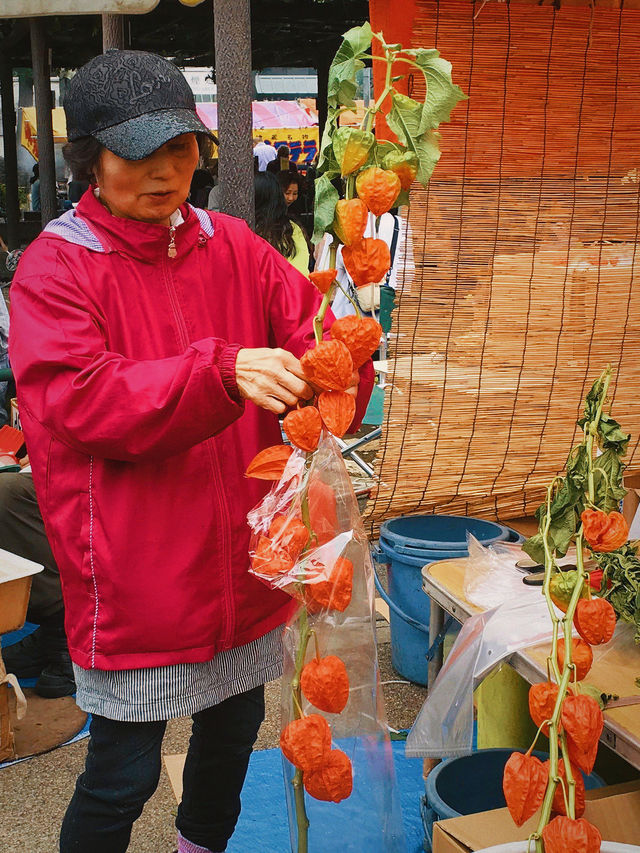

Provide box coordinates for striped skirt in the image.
[72,625,284,722]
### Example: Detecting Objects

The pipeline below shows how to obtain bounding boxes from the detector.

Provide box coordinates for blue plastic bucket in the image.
[375,537,466,685]
[379,514,509,556]
[375,516,524,685]
[421,749,605,852]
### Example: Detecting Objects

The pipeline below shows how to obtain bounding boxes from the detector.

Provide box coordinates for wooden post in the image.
[0,58,20,250]
[101,14,125,51]
[213,0,254,226]
[29,17,57,227]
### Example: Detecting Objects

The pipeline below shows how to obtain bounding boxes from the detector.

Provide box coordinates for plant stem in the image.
[586,367,612,503]
[360,45,394,134]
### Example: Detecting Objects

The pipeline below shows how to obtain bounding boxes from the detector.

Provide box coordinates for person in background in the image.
[68,177,90,206]
[0,471,74,697]
[276,170,301,209]
[320,208,415,319]
[188,168,214,208]
[252,136,277,171]
[30,164,41,212]
[254,172,309,275]
[266,144,298,175]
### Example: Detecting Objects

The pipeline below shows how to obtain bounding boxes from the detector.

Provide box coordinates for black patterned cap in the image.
[64,49,213,160]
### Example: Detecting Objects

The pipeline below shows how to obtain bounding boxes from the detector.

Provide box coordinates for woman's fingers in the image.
[235,347,313,412]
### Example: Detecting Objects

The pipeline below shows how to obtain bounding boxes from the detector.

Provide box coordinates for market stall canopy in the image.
[20,107,67,162]
[196,100,317,130]
[1,0,159,16]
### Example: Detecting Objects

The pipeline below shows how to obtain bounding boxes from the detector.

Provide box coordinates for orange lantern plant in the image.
[317,390,356,438]
[300,340,354,392]
[280,714,332,772]
[245,444,294,480]
[283,406,323,453]
[305,556,354,614]
[342,238,391,288]
[330,315,382,369]
[301,655,350,714]
[303,748,353,803]
[333,199,369,247]
[355,166,401,216]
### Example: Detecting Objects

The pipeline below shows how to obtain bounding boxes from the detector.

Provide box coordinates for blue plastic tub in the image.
[374,516,524,685]
[379,514,509,556]
[421,748,605,852]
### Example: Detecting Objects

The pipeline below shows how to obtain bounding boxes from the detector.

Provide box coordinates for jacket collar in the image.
[74,187,211,262]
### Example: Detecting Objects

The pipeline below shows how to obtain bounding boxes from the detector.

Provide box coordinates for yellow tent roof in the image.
[22,107,67,141]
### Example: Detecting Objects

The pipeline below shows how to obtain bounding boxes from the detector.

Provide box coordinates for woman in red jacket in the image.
[9,50,373,853]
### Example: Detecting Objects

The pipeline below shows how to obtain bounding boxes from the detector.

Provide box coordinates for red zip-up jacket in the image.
[9,190,373,670]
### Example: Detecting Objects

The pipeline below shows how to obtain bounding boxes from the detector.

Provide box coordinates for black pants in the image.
[60,685,265,853]
[0,471,63,621]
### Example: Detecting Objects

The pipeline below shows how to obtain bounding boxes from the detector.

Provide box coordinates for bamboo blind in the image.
[365,0,640,529]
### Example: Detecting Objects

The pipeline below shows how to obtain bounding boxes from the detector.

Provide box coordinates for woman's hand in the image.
[235,348,313,414]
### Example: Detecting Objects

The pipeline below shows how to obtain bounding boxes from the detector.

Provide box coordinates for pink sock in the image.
[177,831,222,853]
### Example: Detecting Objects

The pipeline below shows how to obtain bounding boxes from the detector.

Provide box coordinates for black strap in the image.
[384,215,400,286]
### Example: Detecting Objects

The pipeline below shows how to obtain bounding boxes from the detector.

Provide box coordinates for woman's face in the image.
[284,182,298,207]
[94,133,199,225]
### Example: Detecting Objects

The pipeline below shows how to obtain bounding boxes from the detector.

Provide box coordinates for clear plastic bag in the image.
[247,435,405,852]
[406,537,557,759]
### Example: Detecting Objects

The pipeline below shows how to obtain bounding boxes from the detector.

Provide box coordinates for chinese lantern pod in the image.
[342,238,391,288]
[560,694,603,754]
[330,315,383,369]
[250,535,295,577]
[541,816,601,853]
[318,391,356,438]
[283,406,323,453]
[245,444,294,479]
[566,733,599,775]
[548,758,586,818]
[268,515,309,561]
[528,681,560,736]
[581,508,629,552]
[303,748,353,803]
[301,655,350,714]
[280,714,332,772]
[305,556,353,614]
[355,166,401,216]
[309,269,337,295]
[556,637,593,681]
[333,198,369,246]
[502,751,548,827]
[332,127,375,176]
[300,340,354,392]
[308,478,339,546]
[383,150,419,190]
[574,598,616,645]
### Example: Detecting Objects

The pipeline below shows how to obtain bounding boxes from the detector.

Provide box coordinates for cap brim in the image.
[94,108,214,161]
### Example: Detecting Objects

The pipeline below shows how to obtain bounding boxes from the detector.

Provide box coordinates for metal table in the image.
[422,557,640,772]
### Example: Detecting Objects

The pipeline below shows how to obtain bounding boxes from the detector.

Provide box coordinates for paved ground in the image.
[0,614,428,853]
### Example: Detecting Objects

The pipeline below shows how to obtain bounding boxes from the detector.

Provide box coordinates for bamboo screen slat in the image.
[364,0,640,530]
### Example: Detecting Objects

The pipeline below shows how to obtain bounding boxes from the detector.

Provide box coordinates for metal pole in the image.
[101,14,125,51]
[0,58,20,250]
[29,17,57,227]
[213,0,254,226]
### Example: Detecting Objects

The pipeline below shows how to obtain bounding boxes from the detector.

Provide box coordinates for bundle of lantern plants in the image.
[243,20,465,853]
[503,366,631,852]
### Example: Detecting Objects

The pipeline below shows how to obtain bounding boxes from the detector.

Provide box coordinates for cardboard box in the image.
[432,783,640,852]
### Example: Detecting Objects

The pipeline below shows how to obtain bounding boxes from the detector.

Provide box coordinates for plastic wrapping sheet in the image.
[247,435,405,852]
[406,538,559,759]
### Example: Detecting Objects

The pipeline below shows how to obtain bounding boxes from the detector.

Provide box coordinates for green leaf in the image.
[312,174,339,243]
[327,22,372,107]
[388,91,432,139]
[547,505,577,557]
[599,414,630,455]
[406,49,468,129]
[413,130,443,185]
[592,447,627,512]
[522,532,545,564]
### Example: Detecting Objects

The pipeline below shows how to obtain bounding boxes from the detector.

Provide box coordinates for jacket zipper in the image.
[162,239,236,648]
